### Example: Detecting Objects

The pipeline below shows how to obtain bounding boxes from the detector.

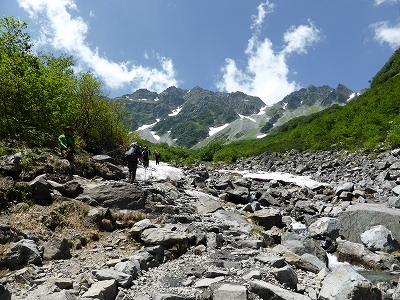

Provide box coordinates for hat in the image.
[64,126,73,132]
[130,142,138,147]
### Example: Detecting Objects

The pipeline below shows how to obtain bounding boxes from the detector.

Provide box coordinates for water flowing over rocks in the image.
[2,149,400,299]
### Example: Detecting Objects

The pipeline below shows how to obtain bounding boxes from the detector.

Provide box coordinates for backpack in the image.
[125,144,140,161]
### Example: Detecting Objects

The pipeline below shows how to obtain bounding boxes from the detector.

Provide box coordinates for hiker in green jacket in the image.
[58,126,76,171]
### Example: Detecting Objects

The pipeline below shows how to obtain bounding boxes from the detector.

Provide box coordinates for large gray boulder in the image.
[0,152,22,176]
[43,237,71,260]
[93,269,133,288]
[272,265,298,290]
[25,284,77,300]
[140,227,188,248]
[251,208,283,230]
[129,219,156,237]
[29,174,52,204]
[249,280,311,300]
[308,217,340,240]
[226,186,249,204]
[81,181,145,209]
[5,239,42,270]
[338,203,400,244]
[336,239,392,270]
[335,181,354,195]
[213,284,247,300]
[319,265,381,300]
[360,225,400,252]
[114,260,140,279]
[81,279,117,300]
[184,190,222,214]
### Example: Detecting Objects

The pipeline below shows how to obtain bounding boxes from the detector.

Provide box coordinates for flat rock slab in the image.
[184,190,222,214]
[339,203,400,244]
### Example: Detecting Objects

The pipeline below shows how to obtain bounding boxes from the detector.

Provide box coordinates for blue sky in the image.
[2,0,400,105]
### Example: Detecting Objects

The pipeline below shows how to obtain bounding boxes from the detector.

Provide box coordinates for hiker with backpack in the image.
[142,146,150,168]
[154,149,161,165]
[125,142,141,183]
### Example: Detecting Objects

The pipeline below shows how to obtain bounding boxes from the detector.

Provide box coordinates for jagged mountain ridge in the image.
[116,84,354,149]
[116,86,265,148]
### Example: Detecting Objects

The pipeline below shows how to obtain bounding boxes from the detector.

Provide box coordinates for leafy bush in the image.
[0,17,129,150]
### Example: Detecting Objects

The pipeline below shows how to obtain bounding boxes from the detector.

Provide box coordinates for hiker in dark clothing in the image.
[154,150,161,165]
[58,126,76,172]
[142,146,150,169]
[125,142,141,183]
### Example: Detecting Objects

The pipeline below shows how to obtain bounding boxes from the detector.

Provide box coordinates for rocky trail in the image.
[2,149,400,299]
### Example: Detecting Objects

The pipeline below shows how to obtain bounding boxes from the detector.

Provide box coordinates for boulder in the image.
[335,182,354,195]
[0,153,22,177]
[387,196,400,208]
[226,186,249,204]
[140,227,188,248]
[213,284,247,300]
[92,154,118,165]
[129,219,156,237]
[281,232,328,264]
[25,284,77,300]
[86,207,114,224]
[63,181,83,198]
[255,254,285,268]
[81,279,117,300]
[336,239,390,270]
[249,280,311,300]
[5,239,42,270]
[82,181,145,209]
[29,174,52,204]
[0,223,24,244]
[338,203,400,244]
[184,190,222,214]
[360,225,399,252]
[308,217,340,240]
[272,265,298,290]
[43,237,71,260]
[251,208,283,230]
[319,265,382,300]
[114,260,140,279]
[93,269,133,288]
[104,162,126,180]
[283,251,323,274]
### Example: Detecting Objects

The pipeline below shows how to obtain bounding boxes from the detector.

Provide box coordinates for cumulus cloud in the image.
[18,0,178,92]
[374,0,400,5]
[216,1,321,105]
[372,21,400,49]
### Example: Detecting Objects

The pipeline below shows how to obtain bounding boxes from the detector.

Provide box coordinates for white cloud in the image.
[374,0,400,5]
[216,1,321,105]
[372,21,400,49]
[17,0,178,92]
[282,20,321,55]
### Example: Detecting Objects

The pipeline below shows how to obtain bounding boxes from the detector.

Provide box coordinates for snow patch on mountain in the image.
[137,119,160,131]
[151,131,161,141]
[209,124,229,136]
[168,106,183,116]
[257,133,267,139]
[238,114,256,122]
[257,106,269,115]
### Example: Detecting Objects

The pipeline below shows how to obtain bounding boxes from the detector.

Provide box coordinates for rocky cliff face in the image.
[1,148,400,299]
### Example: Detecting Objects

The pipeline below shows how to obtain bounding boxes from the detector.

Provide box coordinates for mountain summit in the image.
[117,84,353,148]
[117,87,265,148]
